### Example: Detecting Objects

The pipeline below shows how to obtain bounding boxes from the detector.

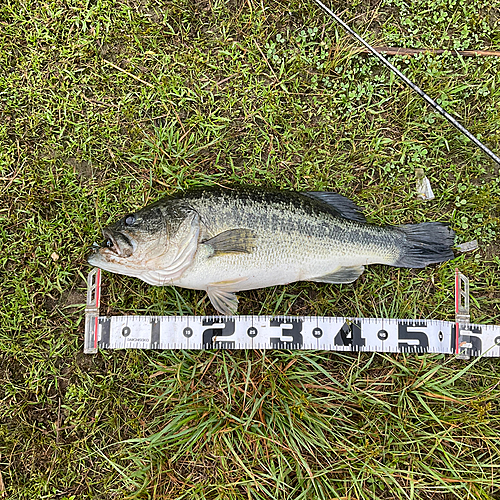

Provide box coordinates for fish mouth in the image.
[100,228,134,258]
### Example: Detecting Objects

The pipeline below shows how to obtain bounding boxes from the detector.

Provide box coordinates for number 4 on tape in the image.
[84,268,500,357]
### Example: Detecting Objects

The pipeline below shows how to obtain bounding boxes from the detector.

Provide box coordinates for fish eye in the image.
[105,239,113,248]
[125,214,135,226]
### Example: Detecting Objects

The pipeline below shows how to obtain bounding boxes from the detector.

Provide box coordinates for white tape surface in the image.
[84,269,500,356]
[98,315,500,355]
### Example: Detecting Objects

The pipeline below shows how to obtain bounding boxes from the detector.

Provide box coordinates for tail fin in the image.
[393,222,455,268]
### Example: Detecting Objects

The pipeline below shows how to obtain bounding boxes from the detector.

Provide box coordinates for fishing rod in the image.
[311,0,500,166]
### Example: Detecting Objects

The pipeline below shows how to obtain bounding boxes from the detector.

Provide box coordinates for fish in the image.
[87,187,455,315]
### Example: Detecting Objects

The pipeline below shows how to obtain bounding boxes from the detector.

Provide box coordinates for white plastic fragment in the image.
[415,168,435,201]
[457,240,479,253]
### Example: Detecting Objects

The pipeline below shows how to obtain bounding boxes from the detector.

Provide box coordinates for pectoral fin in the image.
[311,266,365,284]
[206,277,248,315]
[203,228,256,257]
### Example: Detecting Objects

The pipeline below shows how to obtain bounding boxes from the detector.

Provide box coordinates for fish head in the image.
[87,200,200,284]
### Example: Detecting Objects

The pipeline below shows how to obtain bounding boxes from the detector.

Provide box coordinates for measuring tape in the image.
[84,269,500,358]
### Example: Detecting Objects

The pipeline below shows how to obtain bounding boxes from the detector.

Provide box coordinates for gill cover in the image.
[138,209,200,286]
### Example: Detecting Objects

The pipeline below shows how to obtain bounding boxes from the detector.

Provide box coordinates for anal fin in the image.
[311,266,365,284]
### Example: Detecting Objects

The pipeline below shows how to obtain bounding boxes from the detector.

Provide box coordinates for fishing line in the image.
[311,0,500,166]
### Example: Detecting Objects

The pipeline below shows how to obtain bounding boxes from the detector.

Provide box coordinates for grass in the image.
[1,0,500,498]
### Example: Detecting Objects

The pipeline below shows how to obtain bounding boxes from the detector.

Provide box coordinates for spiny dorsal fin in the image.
[203,228,256,257]
[301,192,366,223]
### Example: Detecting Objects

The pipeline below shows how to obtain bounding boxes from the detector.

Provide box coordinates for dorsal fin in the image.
[301,192,366,223]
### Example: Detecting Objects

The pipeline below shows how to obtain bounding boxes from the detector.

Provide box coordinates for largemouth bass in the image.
[87,188,455,314]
